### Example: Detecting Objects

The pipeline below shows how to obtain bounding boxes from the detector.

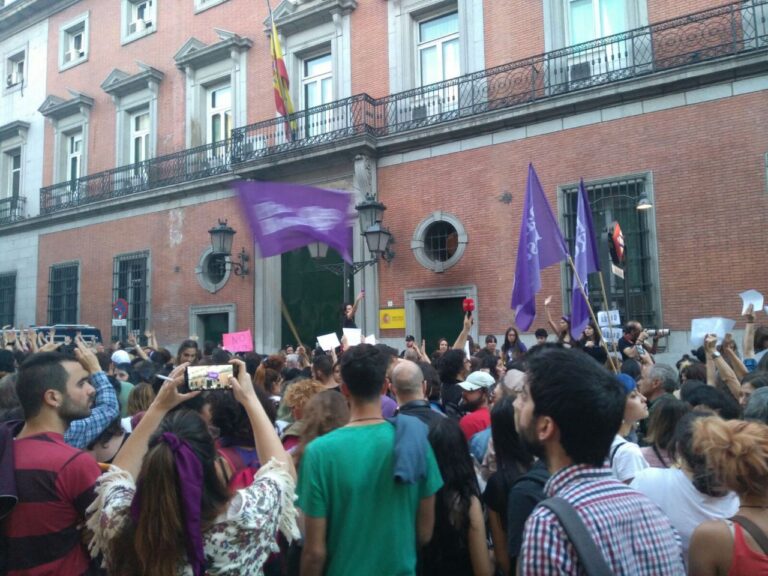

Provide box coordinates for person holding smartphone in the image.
[87,360,299,575]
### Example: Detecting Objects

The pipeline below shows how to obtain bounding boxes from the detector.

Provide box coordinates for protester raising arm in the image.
[743,304,756,361]
[721,333,748,381]
[453,313,473,350]
[65,336,120,449]
[704,334,741,402]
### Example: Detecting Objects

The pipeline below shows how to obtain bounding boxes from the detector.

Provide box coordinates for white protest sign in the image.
[342,328,362,346]
[740,289,764,315]
[609,310,621,326]
[364,334,377,345]
[597,311,609,328]
[317,332,341,351]
[690,317,736,347]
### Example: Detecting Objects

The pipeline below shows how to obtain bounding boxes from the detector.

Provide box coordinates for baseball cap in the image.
[458,370,495,391]
[111,350,131,365]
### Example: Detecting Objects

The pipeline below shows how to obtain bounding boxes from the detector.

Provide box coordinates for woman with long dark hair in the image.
[87,360,298,575]
[483,395,532,576]
[577,322,608,366]
[422,418,492,576]
[175,339,200,367]
[501,327,527,365]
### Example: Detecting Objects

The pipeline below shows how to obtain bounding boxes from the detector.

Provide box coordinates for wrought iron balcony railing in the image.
[40,139,231,215]
[35,0,768,216]
[0,195,26,224]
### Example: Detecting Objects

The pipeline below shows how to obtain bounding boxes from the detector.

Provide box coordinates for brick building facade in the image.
[1,0,766,357]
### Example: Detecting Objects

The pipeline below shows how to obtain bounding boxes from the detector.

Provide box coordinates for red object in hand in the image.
[463,298,475,313]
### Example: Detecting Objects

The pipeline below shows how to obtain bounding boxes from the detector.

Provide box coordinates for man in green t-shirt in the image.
[297,345,443,576]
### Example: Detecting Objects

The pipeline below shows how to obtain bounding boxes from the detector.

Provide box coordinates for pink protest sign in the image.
[222,329,253,352]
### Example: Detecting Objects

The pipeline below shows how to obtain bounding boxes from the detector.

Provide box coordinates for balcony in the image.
[0,196,26,224]
[36,0,768,216]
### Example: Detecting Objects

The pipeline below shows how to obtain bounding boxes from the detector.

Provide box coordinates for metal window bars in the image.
[0,272,16,327]
[111,251,150,342]
[48,263,79,325]
[0,196,25,224]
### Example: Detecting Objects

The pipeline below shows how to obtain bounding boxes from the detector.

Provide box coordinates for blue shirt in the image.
[64,371,119,449]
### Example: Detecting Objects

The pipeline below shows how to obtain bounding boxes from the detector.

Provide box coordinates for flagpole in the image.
[279,297,305,350]
[567,255,618,373]
[597,271,619,357]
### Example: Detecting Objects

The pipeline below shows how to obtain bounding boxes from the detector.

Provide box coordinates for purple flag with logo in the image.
[510,164,568,331]
[570,179,601,339]
[236,180,353,262]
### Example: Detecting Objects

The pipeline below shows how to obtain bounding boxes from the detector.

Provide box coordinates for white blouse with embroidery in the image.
[87,458,299,575]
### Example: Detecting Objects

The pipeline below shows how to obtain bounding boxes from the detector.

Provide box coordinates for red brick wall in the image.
[36,197,253,346]
[377,91,768,335]
[484,0,545,67]
[350,0,389,97]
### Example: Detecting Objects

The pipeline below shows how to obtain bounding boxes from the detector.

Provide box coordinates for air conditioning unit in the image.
[64,49,84,63]
[569,62,592,85]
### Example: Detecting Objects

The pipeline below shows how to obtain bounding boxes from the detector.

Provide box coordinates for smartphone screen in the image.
[186,365,234,391]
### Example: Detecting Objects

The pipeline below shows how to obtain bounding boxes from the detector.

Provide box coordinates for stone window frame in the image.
[39,92,94,185]
[47,260,80,325]
[4,43,27,95]
[267,0,357,110]
[411,210,468,272]
[194,0,230,14]
[195,246,232,293]
[404,284,478,343]
[121,0,157,45]
[101,65,163,168]
[59,11,90,72]
[387,0,485,94]
[173,31,252,148]
[0,121,28,201]
[542,0,648,52]
[188,303,237,342]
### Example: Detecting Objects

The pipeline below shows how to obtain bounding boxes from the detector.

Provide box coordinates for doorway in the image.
[199,313,228,348]
[418,297,464,356]
[189,304,235,349]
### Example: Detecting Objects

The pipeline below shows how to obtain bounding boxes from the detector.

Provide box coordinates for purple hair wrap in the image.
[130,432,206,576]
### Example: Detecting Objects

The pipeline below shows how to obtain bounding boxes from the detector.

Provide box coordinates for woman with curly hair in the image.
[689,416,768,574]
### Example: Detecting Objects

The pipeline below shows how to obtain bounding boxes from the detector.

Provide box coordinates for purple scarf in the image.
[130,432,206,576]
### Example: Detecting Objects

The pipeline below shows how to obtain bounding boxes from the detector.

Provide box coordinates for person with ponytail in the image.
[87,360,299,575]
[689,416,768,575]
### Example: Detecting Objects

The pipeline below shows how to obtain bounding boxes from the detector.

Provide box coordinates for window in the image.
[3,149,20,198]
[60,13,89,70]
[561,175,658,328]
[207,84,231,144]
[112,251,150,340]
[301,53,334,136]
[195,246,231,293]
[122,0,155,43]
[130,110,150,164]
[417,11,460,87]
[5,50,25,91]
[194,0,230,13]
[411,211,468,272]
[567,0,627,44]
[48,262,79,324]
[66,131,82,182]
[0,273,14,327]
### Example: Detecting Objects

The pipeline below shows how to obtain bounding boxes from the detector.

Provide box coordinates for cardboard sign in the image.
[317,332,341,351]
[597,310,621,328]
[222,329,253,353]
[690,318,735,347]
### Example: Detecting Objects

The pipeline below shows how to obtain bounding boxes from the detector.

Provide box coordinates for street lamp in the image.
[208,219,250,278]
[308,194,395,275]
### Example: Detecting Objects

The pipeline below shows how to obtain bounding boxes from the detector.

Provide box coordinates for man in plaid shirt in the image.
[515,347,685,575]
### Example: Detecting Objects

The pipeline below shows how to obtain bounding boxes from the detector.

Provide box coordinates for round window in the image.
[412,211,468,273]
[195,247,231,293]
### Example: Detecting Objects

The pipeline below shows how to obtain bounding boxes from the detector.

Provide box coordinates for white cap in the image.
[458,370,495,391]
[111,350,131,365]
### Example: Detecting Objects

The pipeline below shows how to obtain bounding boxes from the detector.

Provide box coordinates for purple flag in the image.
[570,179,601,339]
[236,180,353,262]
[510,164,568,331]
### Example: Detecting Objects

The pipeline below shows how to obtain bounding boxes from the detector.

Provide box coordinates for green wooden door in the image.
[419,297,464,356]
[281,247,348,350]
[201,313,229,348]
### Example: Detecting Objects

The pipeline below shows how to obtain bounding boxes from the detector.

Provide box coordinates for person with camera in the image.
[619,321,666,364]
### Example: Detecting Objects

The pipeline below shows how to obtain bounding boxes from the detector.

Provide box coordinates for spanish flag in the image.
[270,20,296,140]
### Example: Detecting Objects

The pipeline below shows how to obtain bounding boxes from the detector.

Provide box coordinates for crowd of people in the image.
[0,301,767,575]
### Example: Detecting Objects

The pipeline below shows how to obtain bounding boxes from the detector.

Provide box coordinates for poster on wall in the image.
[379,308,406,329]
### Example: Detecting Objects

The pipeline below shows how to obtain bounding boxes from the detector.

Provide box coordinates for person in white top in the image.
[608,374,649,483]
[631,411,739,560]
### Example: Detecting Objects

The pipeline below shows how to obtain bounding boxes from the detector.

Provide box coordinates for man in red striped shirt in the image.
[1,350,102,575]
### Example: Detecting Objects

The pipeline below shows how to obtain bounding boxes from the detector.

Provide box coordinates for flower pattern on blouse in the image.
[87,460,298,575]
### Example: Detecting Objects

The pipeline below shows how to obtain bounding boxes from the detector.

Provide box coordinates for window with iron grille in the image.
[0,272,15,327]
[48,262,79,324]
[561,175,658,329]
[412,211,468,273]
[112,251,150,340]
